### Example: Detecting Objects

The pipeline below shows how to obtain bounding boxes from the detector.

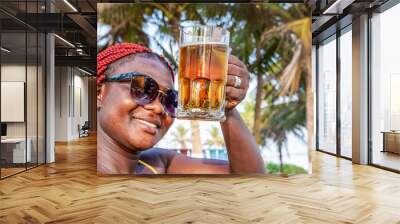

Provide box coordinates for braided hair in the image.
[97,43,175,88]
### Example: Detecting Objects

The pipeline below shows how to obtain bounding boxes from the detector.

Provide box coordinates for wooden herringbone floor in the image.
[1,135,400,224]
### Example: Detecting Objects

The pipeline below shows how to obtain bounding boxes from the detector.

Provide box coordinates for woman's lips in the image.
[136,119,157,128]
[135,118,158,135]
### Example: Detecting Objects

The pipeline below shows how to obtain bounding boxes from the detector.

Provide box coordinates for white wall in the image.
[72,72,89,138]
[54,67,89,141]
[1,65,26,141]
[1,65,36,138]
[1,63,46,164]
[55,66,69,141]
[1,65,25,130]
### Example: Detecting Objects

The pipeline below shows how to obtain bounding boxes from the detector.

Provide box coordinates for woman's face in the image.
[98,56,175,151]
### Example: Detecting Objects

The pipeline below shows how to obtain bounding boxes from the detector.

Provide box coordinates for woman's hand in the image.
[225,55,250,111]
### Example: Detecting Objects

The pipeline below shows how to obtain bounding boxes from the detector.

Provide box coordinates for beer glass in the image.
[177,25,230,121]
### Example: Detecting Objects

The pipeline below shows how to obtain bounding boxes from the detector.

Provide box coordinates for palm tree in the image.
[205,126,225,148]
[260,86,306,174]
[190,120,202,158]
[258,16,312,167]
[97,4,150,50]
[170,125,189,150]
[226,4,308,144]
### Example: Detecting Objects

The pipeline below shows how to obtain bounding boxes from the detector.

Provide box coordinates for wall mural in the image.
[97,3,311,175]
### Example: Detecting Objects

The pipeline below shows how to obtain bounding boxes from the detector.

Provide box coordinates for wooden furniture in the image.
[382,131,400,154]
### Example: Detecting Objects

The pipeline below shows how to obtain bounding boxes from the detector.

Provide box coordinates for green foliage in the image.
[204,126,225,148]
[266,162,307,175]
[260,91,306,147]
[170,125,189,149]
[241,101,255,130]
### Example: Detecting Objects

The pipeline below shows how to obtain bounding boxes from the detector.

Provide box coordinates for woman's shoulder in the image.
[138,148,177,169]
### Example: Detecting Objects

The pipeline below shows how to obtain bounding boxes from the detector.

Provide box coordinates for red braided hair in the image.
[97,43,175,87]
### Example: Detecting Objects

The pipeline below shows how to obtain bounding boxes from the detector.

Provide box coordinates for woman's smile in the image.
[132,116,161,135]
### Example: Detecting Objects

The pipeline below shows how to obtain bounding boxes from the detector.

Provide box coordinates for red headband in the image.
[97,43,175,87]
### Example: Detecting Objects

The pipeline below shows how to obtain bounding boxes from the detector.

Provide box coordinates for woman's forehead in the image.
[112,56,174,89]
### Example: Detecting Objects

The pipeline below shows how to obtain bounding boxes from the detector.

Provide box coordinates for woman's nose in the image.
[142,94,165,115]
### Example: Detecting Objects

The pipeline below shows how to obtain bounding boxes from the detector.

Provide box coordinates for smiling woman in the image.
[96,43,265,175]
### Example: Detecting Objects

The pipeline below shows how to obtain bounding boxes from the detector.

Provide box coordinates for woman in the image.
[97,43,265,174]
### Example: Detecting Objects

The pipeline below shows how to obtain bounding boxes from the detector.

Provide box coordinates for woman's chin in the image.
[130,137,159,150]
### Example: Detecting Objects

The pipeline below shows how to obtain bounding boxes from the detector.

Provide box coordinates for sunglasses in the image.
[104,72,178,118]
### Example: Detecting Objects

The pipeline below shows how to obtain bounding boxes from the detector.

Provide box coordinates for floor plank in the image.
[0,135,399,223]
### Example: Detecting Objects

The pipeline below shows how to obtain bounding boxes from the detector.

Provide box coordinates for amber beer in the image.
[177,25,229,121]
[177,42,229,120]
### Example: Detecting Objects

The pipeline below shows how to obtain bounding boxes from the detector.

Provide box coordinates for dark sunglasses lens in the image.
[162,90,178,117]
[131,75,158,104]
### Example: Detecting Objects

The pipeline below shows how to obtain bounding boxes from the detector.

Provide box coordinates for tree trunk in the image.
[253,74,264,144]
[278,143,284,175]
[306,67,314,173]
[180,140,187,150]
[191,120,202,158]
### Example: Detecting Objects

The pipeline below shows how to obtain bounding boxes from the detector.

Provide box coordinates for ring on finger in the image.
[234,76,242,89]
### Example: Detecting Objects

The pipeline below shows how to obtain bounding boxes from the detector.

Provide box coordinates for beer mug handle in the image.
[220,100,228,122]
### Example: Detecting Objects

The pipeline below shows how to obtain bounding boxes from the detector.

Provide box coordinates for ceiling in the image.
[311,0,390,44]
[0,0,96,74]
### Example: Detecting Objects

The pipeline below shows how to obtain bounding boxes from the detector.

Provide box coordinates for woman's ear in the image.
[97,85,105,111]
